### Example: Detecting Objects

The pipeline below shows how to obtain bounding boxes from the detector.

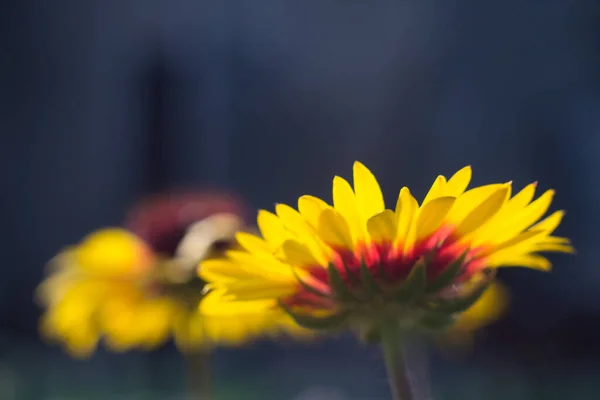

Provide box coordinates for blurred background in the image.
[1,1,599,399]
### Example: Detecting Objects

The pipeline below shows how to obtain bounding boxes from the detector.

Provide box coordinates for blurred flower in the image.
[38,229,172,357]
[438,281,509,352]
[37,194,308,358]
[451,281,509,333]
[200,162,573,341]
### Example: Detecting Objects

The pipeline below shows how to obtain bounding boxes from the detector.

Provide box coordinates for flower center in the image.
[282,226,487,311]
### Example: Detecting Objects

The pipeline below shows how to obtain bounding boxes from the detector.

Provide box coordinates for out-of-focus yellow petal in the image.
[75,228,153,277]
[234,232,273,255]
[200,258,268,283]
[226,250,297,281]
[64,324,100,358]
[224,280,298,301]
[202,289,311,344]
[451,282,509,332]
[173,311,206,351]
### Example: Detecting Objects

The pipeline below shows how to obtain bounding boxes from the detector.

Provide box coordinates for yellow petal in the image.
[353,161,385,223]
[447,184,507,224]
[200,259,262,283]
[473,189,553,246]
[226,251,297,281]
[415,196,455,240]
[173,311,205,350]
[316,208,354,249]
[503,182,537,214]
[497,190,555,241]
[487,254,552,271]
[394,187,418,247]
[451,282,508,332]
[234,232,272,255]
[201,288,277,318]
[543,236,571,245]
[531,243,575,254]
[422,175,447,205]
[64,324,100,358]
[482,229,545,257]
[332,176,363,243]
[225,280,297,301]
[455,185,511,237]
[131,299,174,347]
[445,166,472,197]
[75,228,152,277]
[275,204,330,265]
[529,210,565,234]
[257,210,290,249]
[298,195,329,229]
[280,240,321,267]
[366,210,397,244]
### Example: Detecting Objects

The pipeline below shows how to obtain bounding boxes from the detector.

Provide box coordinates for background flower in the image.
[38,192,311,358]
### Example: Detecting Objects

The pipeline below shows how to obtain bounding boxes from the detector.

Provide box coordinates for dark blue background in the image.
[1,1,599,398]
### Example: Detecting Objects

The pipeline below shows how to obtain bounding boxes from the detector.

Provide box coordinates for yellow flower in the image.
[437,281,509,351]
[200,162,573,339]
[38,228,309,358]
[451,281,509,333]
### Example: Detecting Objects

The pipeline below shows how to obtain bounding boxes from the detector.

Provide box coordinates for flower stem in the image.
[380,324,416,400]
[185,349,212,400]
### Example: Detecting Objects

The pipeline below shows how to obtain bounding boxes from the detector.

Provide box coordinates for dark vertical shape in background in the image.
[144,49,168,194]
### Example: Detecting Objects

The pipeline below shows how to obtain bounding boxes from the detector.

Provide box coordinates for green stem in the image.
[186,349,212,400]
[380,324,416,400]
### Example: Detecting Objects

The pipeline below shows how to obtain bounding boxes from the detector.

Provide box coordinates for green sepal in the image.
[280,302,348,330]
[327,262,357,302]
[391,256,428,303]
[359,326,382,344]
[426,250,468,294]
[291,267,331,299]
[359,257,380,299]
[432,278,493,314]
[419,312,456,331]
[341,259,359,286]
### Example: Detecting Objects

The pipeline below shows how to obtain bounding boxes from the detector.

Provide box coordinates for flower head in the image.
[38,225,308,358]
[200,162,573,340]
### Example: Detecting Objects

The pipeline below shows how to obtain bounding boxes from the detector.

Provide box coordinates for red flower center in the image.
[282,225,487,310]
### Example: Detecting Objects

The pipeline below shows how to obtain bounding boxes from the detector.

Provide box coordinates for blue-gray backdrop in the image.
[1,1,599,399]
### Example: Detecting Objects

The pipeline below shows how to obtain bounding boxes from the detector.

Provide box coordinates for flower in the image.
[451,281,509,333]
[200,162,573,340]
[37,228,308,358]
[437,281,509,352]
